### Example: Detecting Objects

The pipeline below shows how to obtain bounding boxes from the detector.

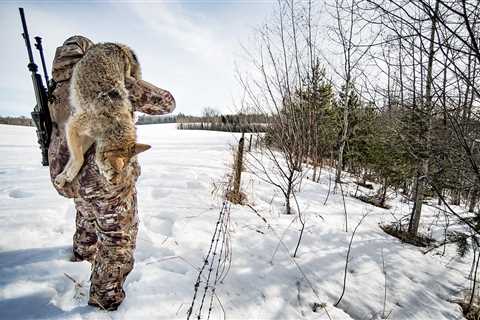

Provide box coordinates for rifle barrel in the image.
[19,7,36,71]
[34,37,50,87]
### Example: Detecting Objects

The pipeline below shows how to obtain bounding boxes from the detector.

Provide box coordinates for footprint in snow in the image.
[151,188,171,199]
[158,260,189,275]
[186,181,203,189]
[144,216,174,236]
[136,247,175,264]
[8,189,34,199]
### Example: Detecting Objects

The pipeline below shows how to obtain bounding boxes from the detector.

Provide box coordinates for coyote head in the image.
[102,143,151,183]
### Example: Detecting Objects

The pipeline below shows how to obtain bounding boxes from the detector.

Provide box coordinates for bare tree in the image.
[328,0,378,186]
[239,0,334,255]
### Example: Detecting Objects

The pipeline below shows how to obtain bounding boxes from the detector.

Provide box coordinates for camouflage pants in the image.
[73,198,98,262]
[72,189,138,310]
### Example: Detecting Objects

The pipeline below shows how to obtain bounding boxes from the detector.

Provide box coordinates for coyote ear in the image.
[133,143,151,155]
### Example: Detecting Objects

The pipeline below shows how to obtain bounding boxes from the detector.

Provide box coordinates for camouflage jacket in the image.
[48,35,175,199]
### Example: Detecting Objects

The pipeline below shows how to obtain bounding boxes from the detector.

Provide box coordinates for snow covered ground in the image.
[0,123,472,319]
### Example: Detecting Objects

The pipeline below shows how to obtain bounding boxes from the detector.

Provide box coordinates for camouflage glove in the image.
[126,78,175,115]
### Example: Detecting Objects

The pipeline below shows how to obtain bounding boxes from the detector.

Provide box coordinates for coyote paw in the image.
[54,173,69,188]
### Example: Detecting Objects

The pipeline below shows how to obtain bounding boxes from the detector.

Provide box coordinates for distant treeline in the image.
[0,116,33,127]
[136,114,177,125]
[0,113,268,133]
[177,113,268,132]
[0,114,176,126]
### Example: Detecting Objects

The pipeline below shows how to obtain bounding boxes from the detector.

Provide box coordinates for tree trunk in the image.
[409,161,428,236]
[451,189,461,206]
[285,170,294,215]
[286,182,292,215]
[408,0,439,237]
[381,177,388,207]
[316,160,323,183]
[470,183,479,213]
[336,81,350,184]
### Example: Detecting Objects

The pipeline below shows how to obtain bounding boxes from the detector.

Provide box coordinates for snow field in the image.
[0,123,472,319]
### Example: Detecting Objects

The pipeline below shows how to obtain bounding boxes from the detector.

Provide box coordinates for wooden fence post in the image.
[227,132,246,204]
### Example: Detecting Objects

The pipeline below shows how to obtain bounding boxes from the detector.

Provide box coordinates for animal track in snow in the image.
[144,216,174,236]
[186,181,202,189]
[8,189,34,199]
[151,188,172,199]
[158,259,189,275]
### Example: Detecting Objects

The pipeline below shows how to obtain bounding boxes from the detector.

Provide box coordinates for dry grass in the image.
[456,295,480,320]
[356,195,392,209]
[380,223,435,248]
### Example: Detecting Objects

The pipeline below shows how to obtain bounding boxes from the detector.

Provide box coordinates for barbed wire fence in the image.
[187,176,233,320]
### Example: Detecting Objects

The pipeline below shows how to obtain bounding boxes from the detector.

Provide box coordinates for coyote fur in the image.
[55,43,151,188]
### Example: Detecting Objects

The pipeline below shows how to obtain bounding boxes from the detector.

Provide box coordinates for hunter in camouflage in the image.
[48,35,175,310]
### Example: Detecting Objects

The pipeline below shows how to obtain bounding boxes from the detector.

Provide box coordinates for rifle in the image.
[19,7,52,166]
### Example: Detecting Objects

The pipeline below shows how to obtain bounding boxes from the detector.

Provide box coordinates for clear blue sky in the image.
[0,0,275,116]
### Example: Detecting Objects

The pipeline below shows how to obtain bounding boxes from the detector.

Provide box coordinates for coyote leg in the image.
[55,115,94,187]
[95,143,119,184]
